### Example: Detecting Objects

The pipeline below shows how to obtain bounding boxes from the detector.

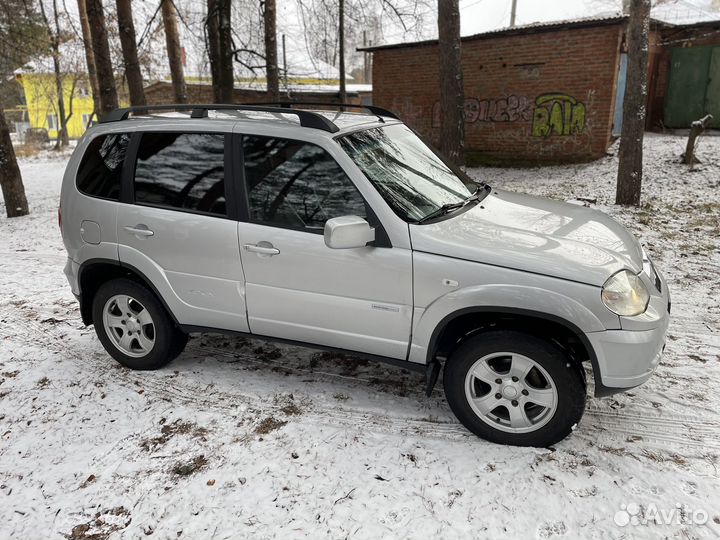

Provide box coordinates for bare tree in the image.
[0,0,47,217]
[38,0,71,147]
[205,0,233,102]
[218,0,233,101]
[263,0,279,100]
[161,0,187,103]
[77,0,101,118]
[117,0,146,106]
[437,0,464,165]
[206,0,221,101]
[85,0,119,115]
[615,0,651,206]
[0,104,29,217]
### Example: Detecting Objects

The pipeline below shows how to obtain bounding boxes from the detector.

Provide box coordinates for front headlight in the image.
[601,269,650,316]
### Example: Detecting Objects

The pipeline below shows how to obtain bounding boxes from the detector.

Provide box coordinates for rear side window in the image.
[243,135,366,231]
[134,133,226,217]
[76,133,130,200]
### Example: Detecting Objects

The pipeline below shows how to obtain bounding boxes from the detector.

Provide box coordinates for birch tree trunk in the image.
[161,0,187,103]
[615,0,651,206]
[86,0,119,115]
[77,0,101,119]
[263,0,279,101]
[0,105,29,218]
[438,0,465,165]
[117,0,146,106]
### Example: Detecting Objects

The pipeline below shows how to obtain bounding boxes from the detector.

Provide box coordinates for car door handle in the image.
[243,243,280,256]
[124,225,154,237]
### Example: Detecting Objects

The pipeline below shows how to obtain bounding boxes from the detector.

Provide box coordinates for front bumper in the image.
[588,259,670,395]
[587,321,668,391]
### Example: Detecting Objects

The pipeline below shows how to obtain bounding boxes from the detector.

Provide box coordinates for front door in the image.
[236,134,413,359]
[117,131,249,332]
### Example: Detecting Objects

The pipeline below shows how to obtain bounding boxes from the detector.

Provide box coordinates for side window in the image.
[243,135,366,231]
[134,133,226,217]
[76,133,129,200]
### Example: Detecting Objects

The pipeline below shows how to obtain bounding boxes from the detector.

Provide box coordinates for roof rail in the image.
[99,104,340,133]
[254,101,400,121]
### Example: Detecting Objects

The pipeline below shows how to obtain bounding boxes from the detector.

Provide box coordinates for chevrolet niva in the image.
[60,104,670,447]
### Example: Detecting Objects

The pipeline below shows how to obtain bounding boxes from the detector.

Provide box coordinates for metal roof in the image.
[358,14,629,52]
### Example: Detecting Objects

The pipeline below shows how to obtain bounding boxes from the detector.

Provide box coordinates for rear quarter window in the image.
[76,133,130,200]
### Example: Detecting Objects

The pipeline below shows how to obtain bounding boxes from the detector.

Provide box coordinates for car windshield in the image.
[338,124,482,223]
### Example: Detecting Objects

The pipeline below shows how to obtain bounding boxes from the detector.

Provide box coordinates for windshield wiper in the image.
[416,187,485,224]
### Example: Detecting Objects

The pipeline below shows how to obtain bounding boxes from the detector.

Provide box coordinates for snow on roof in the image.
[360,10,720,53]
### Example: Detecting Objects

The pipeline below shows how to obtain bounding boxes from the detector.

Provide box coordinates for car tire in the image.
[443,330,586,447]
[92,278,187,370]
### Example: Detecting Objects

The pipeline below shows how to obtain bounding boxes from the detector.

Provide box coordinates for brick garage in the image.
[365,17,627,164]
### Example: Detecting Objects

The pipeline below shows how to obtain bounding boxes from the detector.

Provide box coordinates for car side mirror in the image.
[324,215,375,249]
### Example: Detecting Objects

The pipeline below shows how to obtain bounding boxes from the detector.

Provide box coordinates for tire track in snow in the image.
[4,305,720,451]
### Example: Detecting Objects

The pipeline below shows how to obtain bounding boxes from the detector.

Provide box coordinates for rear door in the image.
[235,134,413,359]
[117,130,249,332]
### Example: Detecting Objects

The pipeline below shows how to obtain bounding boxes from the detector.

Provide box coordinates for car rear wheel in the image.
[443,330,586,447]
[92,278,187,370]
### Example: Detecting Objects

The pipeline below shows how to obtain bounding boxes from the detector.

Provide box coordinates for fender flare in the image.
[410,284,615,397]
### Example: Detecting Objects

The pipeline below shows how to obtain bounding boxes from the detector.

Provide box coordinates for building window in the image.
[46,114,58,131]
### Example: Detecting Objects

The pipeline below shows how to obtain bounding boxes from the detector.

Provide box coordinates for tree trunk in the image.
[77,0,101,119]
[683,114,713,166]
[615,0,651,206]
[161,0,187,103]
[206,0,221,102]
[0,105,29,218]
[218,0,234,102]
[338,0,346,103]
[263,0,279,101]
[86,0,119,115]
[51,50,69,147]
[39,0,69,147]
[52,0,69,146]
[438,0,465,166]
[117,0,146,106]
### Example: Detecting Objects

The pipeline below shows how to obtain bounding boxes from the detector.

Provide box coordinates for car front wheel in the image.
[443,330,586,447]
[92,278,188,370]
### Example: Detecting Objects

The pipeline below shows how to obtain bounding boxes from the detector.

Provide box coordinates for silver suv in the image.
[60,104,670,447]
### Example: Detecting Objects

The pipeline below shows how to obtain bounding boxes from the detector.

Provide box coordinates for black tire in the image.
[92,278,187,370]
[443,330,586,447]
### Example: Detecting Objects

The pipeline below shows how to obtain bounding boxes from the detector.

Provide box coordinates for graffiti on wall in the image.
[432,95,533,127]
[431,92,588,137]
[531,93,586,137]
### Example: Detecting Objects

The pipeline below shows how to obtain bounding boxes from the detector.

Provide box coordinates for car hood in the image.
[409,189,643,286]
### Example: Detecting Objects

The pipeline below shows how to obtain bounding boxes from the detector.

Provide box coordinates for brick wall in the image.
[371,23,624,163]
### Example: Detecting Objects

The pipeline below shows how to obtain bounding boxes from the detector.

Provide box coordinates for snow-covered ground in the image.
[1,134,719,539]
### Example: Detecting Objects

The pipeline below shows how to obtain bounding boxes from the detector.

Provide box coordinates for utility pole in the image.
[338,0,346,102]
[363,30,367,84]
[510,0,517,27]
[282,33,288,93]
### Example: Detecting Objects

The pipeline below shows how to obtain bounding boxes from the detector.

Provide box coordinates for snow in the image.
[1,134,719,539]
